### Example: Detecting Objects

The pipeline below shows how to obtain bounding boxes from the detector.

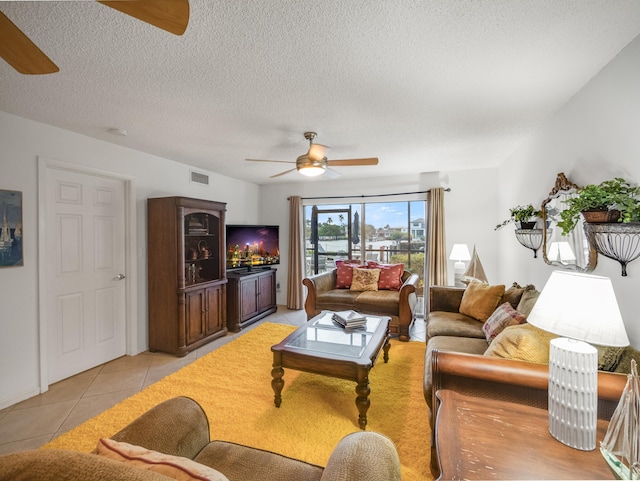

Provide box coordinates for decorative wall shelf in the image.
[515,228,545,258]
[584,223,640,276]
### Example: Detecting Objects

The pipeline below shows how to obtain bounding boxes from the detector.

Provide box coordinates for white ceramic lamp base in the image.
[453,261,465,287]
[548,337,598,451]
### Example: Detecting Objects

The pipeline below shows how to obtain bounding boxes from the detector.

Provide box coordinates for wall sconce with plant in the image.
[495,204,542,231]
[496,204,546,258]
[557,177,640,276]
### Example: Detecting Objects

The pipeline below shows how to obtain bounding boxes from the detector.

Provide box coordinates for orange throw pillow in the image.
[459,281,505,322]
[96,438,229,481]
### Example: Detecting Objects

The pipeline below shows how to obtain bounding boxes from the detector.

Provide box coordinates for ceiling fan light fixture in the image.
[297,155,327,177]
[245,131,378,179]
[298,165,326,177]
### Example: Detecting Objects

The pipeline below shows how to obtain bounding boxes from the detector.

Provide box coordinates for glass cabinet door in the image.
[184,212,221,285]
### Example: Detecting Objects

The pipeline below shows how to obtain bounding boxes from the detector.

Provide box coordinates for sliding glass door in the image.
[307,205,353,274]
[304,200,426,289]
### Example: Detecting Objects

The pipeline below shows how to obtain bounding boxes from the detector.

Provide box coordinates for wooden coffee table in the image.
[271,311,390,429]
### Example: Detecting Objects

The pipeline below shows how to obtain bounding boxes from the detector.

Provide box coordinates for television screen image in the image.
[226,225,280,270]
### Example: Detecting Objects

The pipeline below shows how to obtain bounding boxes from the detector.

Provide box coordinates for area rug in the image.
[44,322,431,481]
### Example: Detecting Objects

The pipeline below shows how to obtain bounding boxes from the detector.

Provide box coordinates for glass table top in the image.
[284,311,384,358]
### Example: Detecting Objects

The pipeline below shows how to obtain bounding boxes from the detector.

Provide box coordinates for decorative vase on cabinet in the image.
[147,197,227,356]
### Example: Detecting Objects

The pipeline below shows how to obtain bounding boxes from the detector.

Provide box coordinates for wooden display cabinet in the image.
[147,197,227,356]
[226,268,277,331]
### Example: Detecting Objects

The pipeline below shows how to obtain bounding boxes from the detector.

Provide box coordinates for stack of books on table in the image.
[332,310,367,329]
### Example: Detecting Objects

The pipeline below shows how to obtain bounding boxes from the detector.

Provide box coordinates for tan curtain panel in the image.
[428,188,447,288]
[287,196,304,309]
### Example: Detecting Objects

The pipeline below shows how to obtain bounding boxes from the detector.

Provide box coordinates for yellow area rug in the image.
[44,322,431,481]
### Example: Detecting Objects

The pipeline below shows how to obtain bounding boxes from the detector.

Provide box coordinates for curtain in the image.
[287,196,304,309]
[428,188,447,288]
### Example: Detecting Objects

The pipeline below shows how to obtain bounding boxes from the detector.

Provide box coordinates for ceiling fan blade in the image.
[98,0,190,36]
[325,168,342,179]
[326,157,379,167]
[270,168,297,178]
[308,143,327,161]
[0,12,59,74]
[246,159,296,164]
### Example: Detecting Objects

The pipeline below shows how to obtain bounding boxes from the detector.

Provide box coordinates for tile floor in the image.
[0,307,426,455]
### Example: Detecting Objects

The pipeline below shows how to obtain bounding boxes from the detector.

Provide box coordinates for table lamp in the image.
[527,271,629,451]
[548,241,577,265]
[449,244,471,287]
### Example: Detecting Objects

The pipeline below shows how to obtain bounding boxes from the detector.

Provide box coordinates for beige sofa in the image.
[0,397,401,481]
[303,268,419,341]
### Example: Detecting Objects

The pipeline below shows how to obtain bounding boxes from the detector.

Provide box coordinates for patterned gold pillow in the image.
[350,268,381,291]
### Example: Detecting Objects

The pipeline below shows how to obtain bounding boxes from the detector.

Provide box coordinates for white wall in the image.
[0,111,260,408]
[496,34,640,347]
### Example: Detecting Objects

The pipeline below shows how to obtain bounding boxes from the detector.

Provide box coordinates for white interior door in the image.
[45,167,127,383]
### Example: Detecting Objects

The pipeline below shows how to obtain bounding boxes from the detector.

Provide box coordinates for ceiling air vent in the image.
[190,170,209,186]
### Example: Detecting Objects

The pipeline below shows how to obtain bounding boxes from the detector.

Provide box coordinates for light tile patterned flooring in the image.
[0,307,426,455]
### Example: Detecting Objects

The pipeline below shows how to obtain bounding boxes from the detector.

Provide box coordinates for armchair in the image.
[0,397,402,481]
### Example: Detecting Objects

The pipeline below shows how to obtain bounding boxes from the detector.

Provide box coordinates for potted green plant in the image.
[557,177,640,235]
[495,204,541,230]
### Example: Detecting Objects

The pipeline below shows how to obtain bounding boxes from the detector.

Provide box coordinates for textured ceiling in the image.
[1,1,640,185]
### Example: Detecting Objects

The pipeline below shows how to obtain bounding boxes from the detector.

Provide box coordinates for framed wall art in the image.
[0,190,23,267]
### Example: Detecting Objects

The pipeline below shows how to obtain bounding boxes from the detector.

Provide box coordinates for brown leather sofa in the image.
[303,268,419,341]
[424,283,640,478]
[423,283,638,417]
[423,283,540,416]
[0,397,402,481]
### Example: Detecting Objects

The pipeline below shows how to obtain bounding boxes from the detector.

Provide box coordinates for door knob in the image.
[115,274,126,280]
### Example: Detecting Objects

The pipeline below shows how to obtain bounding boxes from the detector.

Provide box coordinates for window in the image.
[304,200,426,289]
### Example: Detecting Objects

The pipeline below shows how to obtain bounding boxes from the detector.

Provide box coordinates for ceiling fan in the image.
[0,0,189,75]
[246,132,379,179]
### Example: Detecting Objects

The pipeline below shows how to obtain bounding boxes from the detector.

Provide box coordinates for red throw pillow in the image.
[335,262,362,289]
[367,262,404,290]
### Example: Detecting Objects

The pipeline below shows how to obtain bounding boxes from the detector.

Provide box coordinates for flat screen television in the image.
[225,224,280,271]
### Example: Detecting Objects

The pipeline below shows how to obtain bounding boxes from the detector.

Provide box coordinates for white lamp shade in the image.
[449,244,471,262]
[527,271,629,347]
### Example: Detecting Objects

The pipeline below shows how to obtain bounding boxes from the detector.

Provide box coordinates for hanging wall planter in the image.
[558,178,640,236]
[584,222,640,276]
[581,209,620,224]
[518,221,538,229]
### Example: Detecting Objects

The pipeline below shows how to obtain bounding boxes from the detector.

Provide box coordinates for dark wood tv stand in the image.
[226,268,277,331]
